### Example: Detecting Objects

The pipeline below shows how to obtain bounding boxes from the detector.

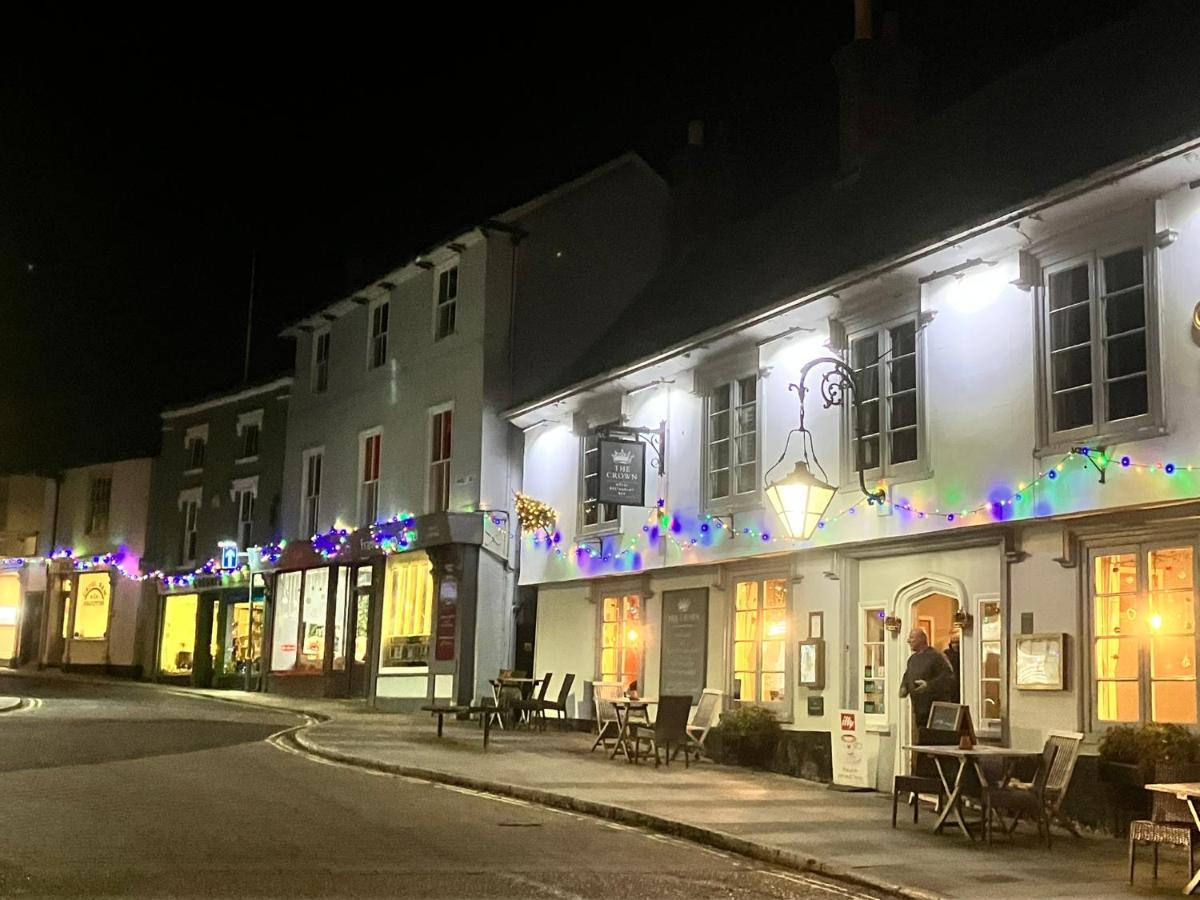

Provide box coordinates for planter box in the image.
[1097,760,1151,836]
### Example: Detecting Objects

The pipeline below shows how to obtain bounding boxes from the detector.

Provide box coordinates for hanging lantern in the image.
[765,460,837,541]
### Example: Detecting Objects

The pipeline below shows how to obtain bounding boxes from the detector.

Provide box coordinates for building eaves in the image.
[161,375,295,421]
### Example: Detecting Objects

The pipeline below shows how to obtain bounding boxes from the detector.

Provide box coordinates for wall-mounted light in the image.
[918,258,997,285]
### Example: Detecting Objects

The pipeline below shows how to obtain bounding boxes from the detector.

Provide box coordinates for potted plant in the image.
[1098,724,1200,835]
[712,705,781,768]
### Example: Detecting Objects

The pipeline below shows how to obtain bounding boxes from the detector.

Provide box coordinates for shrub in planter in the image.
[1099,723,1200,783]
[713,705,781,768]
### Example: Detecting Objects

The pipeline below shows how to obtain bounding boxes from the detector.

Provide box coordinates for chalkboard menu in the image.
[659,589,708,700]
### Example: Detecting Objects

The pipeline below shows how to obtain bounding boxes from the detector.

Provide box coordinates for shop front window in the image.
[863,608,886,715]
[219,584,264,677]
[271,571,302,671]
[732,578,787,706]
[298,568,330,672]
[332,565,350,670]
[1092,544,1197,726]
[159,593,199,674]
[380,555,433,669]
[74,572,110,640]
[0,575,20,660]
[600,594,642,690]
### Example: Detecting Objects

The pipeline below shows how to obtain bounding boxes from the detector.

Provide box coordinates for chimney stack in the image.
[833,3,921,173]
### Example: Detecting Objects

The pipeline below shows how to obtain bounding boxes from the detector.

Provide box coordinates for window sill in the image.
[842,468,933,492]
[235,455,259,465]
[1037,422,1168,458]
[865,722,891,735]
[183,468,203,477]
[574,525,621,545]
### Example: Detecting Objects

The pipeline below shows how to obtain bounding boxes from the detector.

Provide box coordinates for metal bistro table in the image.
[609,698,653,762]
[1145,783,1200,894]
[489,677,543,728]
[905,744,1043,840]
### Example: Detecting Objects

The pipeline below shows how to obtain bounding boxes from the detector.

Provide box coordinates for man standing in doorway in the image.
[898,627,956,729]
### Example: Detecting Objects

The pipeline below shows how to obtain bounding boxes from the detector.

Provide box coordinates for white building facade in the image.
[510,132,1200,806]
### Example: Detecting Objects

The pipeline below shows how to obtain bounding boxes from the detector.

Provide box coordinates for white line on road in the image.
[763,869,879,900]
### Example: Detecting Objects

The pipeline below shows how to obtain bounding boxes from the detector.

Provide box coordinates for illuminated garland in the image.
[370,514,418,554]
[515,493,557,534]
[530,446,1198,570]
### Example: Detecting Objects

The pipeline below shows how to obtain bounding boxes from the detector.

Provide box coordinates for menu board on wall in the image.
[659,588,708,701]
[435,576,458,662]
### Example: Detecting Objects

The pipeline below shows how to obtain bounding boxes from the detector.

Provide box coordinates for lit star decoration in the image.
[528,447,1196,572]
[514,493,557,535]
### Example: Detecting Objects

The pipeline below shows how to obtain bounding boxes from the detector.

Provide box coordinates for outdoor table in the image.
[489,677,543,728]
[904,744,1043,841]
[1145,782,1200,893]
[609,698,653,762]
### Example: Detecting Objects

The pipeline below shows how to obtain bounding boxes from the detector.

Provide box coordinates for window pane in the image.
[710,410,730,441]
[761,672,786,703]
[1106,332,1147,379]
[1094,594,1137,637]
[857,398,880,436]
[734,641,756,672]
[1153,681,1197,725]
[1052,345,1092,390]
[736,404,757,434]
[1105,287,1146,336]
[735,672,756,702]
[982,644,1001,679]
[1098,681,1140,722]
[710,384,730,412]
[1050,305,1092,350]
[1107,374,1148,421]
[982,680,1003,720]
[890,392,917,429]
[735,463,757,495]
[159,594,198,675]
[864,609,884,642]
[889,321,916,357]
[1054,387,1093,431]
[734,435,756,466]
[1151,548,1195,590]
[764,579,787,608]
[603,597,620,622]
[1150,590,1195,635]
[1049,264,1089,311]
[737,377,756,403]
[297,568,330,672]
[1096,553,1138,594]
[857,435,880,471]
[889,356,916,393]
[1095,638,1140,680]
[736,581,759,611]
[710,439,730,470]
[271,571,301,671]
[1152,637,1195,679]
[735,610,758,640]
[1103,248,1143,294]
[380,556,433,668]
[890,427,918,465]
[761,639,785,672]
[709,470,730,500]
[851,333,879,371]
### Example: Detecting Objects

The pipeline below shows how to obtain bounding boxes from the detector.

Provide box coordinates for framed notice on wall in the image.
[1015,632,1066,690]
[598,439,646,507]
[659,588,708,701]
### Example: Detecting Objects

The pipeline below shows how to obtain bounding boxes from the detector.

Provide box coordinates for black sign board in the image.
[659,588,708,701]
[598,438,646,507]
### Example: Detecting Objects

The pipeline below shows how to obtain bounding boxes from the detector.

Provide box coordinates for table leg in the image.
[490,682,506,730]
[930,756,973,840]
[610,707,630,760]
[1184,798,1200,894]
[482,709,492,750]
[437,712,444,738]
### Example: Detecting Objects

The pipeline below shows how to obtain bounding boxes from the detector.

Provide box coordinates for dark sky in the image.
[0,1,1149,473]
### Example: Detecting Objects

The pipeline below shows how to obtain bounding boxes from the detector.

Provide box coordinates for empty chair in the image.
[984,742,1059,848]
[537,672,575,729]
[590,681,625,752]
[891,726,958,827]
[627,695,694,767]
[685,689,723,759]
[511,673,553,729]
[1129,762,1200,883]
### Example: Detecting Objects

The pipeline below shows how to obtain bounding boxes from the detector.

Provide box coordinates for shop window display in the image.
[73,572,110,640]
[380,555,433,669]
[160,594,199,674]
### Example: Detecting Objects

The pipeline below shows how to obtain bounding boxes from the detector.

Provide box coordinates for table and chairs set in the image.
[590,684,723,767]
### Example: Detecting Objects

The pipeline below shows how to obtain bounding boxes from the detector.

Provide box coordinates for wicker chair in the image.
[1130,763,1200,883]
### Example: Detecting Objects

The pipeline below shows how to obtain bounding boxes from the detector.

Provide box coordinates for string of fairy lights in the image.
[524,446,1199,569]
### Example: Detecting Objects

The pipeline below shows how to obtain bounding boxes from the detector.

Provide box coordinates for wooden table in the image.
[609,698,652,762]
[904,744,1043,840]
[1145,782,1200,893]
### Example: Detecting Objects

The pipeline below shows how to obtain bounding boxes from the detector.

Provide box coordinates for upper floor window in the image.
[706,376,757,507]
[581,428,619,531]
[435,265,458,341]
[369,301,389,369]
[86,475,112,535]
[178,490,201,564]
[236,409,263,461]
[1041,244,1156,444]
[313,330,330,393]
[184,424,208,472]
[428,408,452,513]
[234,487,255,549]
[849,318,921,476]
[359,430,382,525]
[301,449,323,535]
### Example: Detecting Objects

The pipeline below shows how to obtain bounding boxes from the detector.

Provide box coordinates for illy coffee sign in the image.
[598,438,645,506]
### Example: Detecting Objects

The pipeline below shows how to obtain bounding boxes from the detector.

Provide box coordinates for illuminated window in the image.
[580,428,618,530]
[863,607,886,715]
[313,330,330,393]
[271,570,302,671]
[369,300,389,369]
[849,317,920,475]
[428,409,452,513]
[733,578,787,707]
[380,555,433,669]
[0,575,20,660]
[600,594,642,689]
[706,377,757,504]
[74,572,110,640]
[979,598,1004,729]
[159,593,198,675]
[87,475,112,535]
[1092,544,1197,726]
[359,430,382,525]
[270,568,333,674]
[435,265,458,341]
[297,568,329,672]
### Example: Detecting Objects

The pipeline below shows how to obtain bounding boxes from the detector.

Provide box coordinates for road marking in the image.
[496,872,587,900]
[763,869,878,899]
[8,698,41,713]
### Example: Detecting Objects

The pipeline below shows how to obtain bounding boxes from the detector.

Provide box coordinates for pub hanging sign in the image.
[598,438,646,507]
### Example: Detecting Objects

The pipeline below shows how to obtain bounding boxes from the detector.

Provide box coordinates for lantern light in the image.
[765,461,838,541]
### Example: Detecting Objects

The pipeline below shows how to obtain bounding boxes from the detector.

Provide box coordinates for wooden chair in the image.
[985,742,1058,848]
[892,726,957,827]
[627,695,694,767]
[589,681,625,752]
[1130,762,1200,883]
[685,689,723,759]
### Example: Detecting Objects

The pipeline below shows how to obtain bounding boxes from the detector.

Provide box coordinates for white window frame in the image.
[860,603,888,727]
[578,426,620,535]
[358,427,383,526]
[184,423,209,474]
[427,405,453,514]
[702,374,760,512]
[312,329,330,393]
[230,476,258,549]
[236,409,263,463]
[1035,215,1162,451]
[86,474,112,535]
[976,593,1004,738]
[434,264,459,342]
[178,487,202,565]
[300,447,324,536]
[844,314,926,483]
[730,573,791,716]
[596,591,645,689]
[368,299,389,369]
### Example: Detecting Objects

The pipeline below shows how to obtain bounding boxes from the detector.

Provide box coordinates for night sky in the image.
[0,1,1149,473]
